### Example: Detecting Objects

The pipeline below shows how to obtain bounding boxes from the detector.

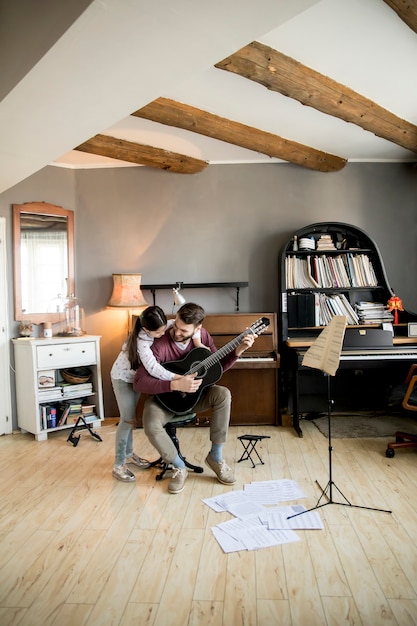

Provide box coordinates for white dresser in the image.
[12,335,104,441]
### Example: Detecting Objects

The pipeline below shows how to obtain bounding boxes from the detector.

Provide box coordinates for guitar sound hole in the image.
[191,361,208,379]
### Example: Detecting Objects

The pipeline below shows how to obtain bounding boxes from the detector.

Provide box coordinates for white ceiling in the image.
[1,0,416,192]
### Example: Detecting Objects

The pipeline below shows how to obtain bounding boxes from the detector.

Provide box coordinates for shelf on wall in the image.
[142,282,249,311]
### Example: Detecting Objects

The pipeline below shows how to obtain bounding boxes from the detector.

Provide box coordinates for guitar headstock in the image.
[248,317,270,336]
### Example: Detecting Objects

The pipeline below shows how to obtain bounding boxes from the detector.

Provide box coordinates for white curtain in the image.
[21,230,68,314]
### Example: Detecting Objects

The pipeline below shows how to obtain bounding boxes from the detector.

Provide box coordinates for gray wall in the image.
[1,161,416,424]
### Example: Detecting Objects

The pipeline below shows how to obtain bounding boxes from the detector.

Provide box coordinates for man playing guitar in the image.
[133,302,262,494]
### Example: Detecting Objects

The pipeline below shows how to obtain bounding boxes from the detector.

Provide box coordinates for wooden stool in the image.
[237,434,270,468]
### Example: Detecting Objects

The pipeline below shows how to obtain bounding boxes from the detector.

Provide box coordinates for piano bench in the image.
[237,434,270,468]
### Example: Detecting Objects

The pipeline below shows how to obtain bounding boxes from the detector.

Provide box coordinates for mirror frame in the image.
[13,202,75,323]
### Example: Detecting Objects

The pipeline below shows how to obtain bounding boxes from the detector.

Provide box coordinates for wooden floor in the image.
[1,418,417,626]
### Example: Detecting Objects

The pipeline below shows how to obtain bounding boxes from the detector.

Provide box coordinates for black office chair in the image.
[150,412,204,480]
[386,364,417,457]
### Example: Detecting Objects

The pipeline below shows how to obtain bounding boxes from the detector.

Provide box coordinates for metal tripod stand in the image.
[67,414,103,447]
[289,373,392,519]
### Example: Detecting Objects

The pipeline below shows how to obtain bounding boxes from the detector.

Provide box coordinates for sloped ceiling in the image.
[0,0,416,192]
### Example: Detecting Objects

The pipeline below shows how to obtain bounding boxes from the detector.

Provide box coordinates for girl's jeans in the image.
[111,377,140,466]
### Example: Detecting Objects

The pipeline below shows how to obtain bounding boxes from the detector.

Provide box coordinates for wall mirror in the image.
[13,202,74,323]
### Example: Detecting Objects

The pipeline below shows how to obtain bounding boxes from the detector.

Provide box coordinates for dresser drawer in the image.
[37,341,97,369]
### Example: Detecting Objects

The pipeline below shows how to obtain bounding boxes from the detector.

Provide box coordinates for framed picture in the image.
[38,370,55,388]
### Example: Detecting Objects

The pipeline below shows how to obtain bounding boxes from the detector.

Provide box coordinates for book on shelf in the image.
[62,382,93,398]
[58,401,83,426]
[287,292,359,328]
[40,404,58,429]
[38,387,63,402]
[81,404,96,416]
[355,301,394,324]
[73,414,98,424]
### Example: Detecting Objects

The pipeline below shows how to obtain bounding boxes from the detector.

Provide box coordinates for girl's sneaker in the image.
[112,464,135,482]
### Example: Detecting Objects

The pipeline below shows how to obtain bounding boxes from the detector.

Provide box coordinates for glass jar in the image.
[61,294,85,336]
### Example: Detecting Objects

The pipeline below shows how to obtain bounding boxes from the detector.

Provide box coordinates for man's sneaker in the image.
[112,464,135,482]
[127,453,151,469]
[205,455,236,485]
[168,467,188,494]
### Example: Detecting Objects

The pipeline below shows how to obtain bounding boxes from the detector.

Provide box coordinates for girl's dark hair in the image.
[126,305,167,370]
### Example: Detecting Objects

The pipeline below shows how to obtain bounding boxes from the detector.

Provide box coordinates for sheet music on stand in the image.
[288,313,392,519]
[302,315,347,375]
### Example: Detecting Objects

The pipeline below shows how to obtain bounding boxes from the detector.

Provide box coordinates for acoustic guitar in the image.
[155,317,270,414]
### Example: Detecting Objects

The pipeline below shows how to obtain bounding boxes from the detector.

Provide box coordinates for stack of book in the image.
[58,401,83,426]
[80,404,97,423]
[62,382,93,399]
[316,234,336,250]
[355,301,394,324]
[38,387,62,402]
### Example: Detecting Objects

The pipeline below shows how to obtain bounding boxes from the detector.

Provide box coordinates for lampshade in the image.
[107,274,149,309]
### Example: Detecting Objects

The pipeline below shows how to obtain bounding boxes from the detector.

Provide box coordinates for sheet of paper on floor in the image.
[203,480,322,553]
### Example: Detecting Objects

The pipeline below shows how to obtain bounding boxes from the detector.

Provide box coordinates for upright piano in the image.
[201,313,280,426]
[287,335,417,437]
[279,221,417,437]
[136,312,280,427]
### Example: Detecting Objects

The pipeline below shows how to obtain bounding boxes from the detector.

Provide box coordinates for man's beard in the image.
[170,327,194,344]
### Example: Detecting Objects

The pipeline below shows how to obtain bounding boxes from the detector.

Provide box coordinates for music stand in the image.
[288,316,391,519]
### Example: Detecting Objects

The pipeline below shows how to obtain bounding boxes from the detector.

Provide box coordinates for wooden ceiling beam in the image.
[133,98,346,172]
[215,41,417,154]
[383,0,417,34]
[74,134,208,174]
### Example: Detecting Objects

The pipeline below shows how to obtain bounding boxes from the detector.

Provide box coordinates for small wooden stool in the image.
[237,434,270,468]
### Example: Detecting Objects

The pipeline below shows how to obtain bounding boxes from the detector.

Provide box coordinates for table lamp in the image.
[107,273,149,333]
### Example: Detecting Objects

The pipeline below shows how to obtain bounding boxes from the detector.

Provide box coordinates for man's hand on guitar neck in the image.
[170,373,202,394]
[235,331,258,357]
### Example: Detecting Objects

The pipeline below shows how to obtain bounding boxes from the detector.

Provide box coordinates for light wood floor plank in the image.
[305,522,351,597]
[153,529,204,626]
[84,529,156,626]
[120,603,158,625]
[282,538,327,625]
[351,512,417,599]
[330,523,397,625]
[255,546,287,600]
[256,599,292,626]
[188,600,223,626]
[321,596,362,626]
[223,551,257,626]
[387,598,417,626]
[0,607,28,626]
[50,603,94,626]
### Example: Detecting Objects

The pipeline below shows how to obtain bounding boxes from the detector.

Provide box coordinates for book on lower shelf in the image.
[58,401,83,426]
[40,404,58,430]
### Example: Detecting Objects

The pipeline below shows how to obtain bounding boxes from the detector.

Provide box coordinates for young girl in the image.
[111,305,201,482]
